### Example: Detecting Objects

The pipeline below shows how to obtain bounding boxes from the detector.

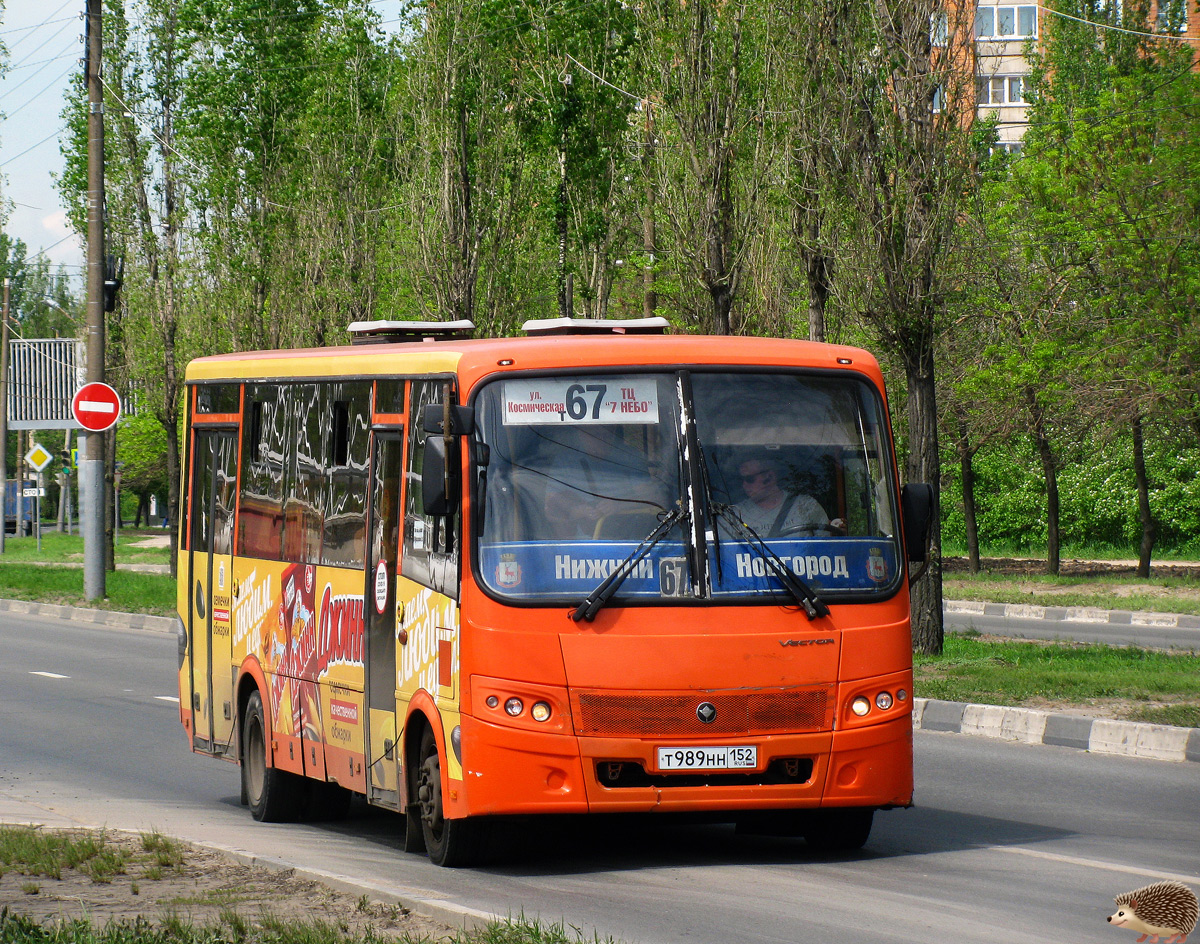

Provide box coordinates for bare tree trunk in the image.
[955,413,980,573]
[906,345,943,655]
[643,105,658,320]
[795,200,831,342]
[557,149,570,319]
[1026,388,1060,575]
[105,428,116,571]
[1132,413,1155,579]
[706,169,735,335]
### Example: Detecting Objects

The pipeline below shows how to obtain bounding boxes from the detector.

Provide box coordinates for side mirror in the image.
[900,483,934,563]
[421,436,459,516]
[421,403,475,436]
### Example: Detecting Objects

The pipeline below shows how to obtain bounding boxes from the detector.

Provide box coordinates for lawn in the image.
[914,633,1200,727]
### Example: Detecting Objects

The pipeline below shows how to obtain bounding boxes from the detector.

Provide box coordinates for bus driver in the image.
[733,456,841,537]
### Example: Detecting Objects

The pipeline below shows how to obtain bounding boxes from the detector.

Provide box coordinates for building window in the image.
[978,75,1026,106]
[931,11,948,46]
[991,142,1024,157]
[975,5,1037,38]
[1156,0,1187,32]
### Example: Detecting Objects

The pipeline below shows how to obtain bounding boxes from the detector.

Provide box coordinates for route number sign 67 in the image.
[502,378,660,426]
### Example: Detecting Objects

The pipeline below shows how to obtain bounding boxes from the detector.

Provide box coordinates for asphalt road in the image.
[1,610,1197,944]
[945,605,1200,650]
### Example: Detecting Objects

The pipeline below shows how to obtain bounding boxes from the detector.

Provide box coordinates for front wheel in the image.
[803,808,874,852]
[241,690,304,822]
[414,726,486,866]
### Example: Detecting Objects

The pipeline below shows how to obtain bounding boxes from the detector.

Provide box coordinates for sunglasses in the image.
[741,470,772,485]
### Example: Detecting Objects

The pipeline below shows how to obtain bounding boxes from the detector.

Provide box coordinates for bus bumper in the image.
[457,713,911,817]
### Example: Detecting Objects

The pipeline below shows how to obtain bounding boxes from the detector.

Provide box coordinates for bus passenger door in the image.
[365,431,403,809]
[187,428,238,756]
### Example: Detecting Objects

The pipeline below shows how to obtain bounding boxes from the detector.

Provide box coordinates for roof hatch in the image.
[521,317,670,336]
[347,320,475,345]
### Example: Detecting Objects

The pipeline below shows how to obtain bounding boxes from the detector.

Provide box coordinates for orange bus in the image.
[178,318,932,866]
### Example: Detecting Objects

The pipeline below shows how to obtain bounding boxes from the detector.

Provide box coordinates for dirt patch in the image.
[943,556,1200,580]
[1015,697,1187,720]
[0,831,453,940]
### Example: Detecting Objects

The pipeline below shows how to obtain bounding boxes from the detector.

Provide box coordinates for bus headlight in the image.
[504,697,524,717]
[875,692,893,711]
[851,697,871,717]
[531,702,552,722]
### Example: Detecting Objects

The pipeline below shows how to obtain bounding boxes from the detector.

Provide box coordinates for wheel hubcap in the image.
[417,754,443,833]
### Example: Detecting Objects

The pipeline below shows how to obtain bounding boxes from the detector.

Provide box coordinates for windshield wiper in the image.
[571,507,688,623]
[711,503,831,621]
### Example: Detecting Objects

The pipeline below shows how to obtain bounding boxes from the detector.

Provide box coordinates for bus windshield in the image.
[474,370,900,605]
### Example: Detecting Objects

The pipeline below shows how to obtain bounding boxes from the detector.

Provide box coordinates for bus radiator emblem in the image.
[696,702,717,724]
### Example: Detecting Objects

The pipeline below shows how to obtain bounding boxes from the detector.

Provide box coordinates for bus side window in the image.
[323,381,371,568]
[239,384,287,560]
[402,380,460,600]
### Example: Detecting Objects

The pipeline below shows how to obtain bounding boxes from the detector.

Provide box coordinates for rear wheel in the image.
[803,808,874,852]
[241,691,304,822]
[414,726,485,866]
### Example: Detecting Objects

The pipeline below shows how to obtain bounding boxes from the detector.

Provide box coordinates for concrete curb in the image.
[0,596,175,633]
[913,697,1200,763]
[945,599,1200,630]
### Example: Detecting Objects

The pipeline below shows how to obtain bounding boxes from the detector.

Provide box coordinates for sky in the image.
[0,0,83,286]
[1,0,407,297]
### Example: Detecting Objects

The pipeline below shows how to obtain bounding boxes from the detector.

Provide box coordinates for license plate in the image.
[656,745,757,771]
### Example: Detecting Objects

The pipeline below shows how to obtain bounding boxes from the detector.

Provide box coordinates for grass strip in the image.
[0,533,169,567]
[914,633,1200,727]
[0,565,174,617]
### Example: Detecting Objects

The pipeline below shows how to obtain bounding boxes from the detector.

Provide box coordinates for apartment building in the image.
[972,0,1200,152]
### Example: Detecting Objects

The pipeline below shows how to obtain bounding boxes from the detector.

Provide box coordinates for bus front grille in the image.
[572,687,834,737]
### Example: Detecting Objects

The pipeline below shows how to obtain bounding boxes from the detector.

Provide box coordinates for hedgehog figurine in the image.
[1108,881,1198,944]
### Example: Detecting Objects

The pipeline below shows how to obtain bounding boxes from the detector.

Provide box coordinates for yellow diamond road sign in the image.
[25,443,53,472]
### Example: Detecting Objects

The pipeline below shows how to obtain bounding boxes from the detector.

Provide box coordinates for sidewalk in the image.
[1,595,1196,764]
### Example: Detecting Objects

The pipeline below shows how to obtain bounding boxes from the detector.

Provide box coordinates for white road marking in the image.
[993,846,1200,885]
[155,696,180,704]
[30,671,69,679]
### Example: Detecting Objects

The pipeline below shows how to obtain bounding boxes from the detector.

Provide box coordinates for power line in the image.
[1039,3,1200,44]
[0,126,68,168]
[0,38,78,102]
[0,0,75,45]
[8,14,76,71]
[3,63,78,120]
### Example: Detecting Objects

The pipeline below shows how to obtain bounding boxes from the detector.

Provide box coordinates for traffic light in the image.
[103,255,124,313]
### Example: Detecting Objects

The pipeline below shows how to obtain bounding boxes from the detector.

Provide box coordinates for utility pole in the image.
[0,278,9,554]
[83,0,106,599]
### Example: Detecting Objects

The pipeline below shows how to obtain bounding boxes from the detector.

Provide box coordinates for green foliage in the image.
[117,414,169,500]
[39,0,1200,580]
[942,430,1200,554]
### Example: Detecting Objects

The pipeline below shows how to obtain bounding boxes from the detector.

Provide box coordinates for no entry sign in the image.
[72,382,122,432]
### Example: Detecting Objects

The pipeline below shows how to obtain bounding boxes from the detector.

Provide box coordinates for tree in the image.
[117,412,169,525]
[1012,0,1200,576]
[637,1,780,335]
[797,0,980,653]
[506,0,638,319]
